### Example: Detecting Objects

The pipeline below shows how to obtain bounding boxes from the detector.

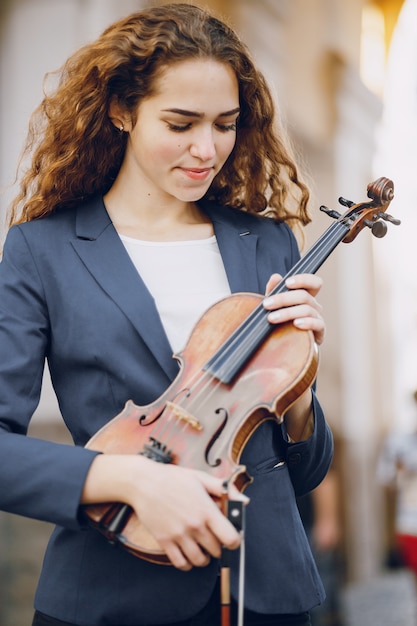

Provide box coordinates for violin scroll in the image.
[366,176,394,203]
[320,177,400,244]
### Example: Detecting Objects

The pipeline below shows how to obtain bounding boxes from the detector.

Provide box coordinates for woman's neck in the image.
[103,188,213,242]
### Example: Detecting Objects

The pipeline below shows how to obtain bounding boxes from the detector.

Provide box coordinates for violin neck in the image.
[204,220,350,384]
[271,219,350,295]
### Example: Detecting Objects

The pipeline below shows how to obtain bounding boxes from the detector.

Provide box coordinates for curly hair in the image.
[8,3,311,229]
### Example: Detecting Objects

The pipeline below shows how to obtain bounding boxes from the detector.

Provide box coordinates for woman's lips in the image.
[179,167,213,180]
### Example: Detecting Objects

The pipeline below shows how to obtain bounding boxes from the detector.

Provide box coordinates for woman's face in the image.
[119,58,240,204]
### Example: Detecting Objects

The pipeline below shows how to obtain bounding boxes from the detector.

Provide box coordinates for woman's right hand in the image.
[81,454,246,570]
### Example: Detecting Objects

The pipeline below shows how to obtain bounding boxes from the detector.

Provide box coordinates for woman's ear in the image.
[109,96,129,132]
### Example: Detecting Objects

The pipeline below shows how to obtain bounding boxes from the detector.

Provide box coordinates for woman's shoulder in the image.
[8,196,106,239]
[2,197,109,265]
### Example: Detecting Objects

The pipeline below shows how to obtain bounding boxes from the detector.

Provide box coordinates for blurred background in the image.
[1,0,417,624]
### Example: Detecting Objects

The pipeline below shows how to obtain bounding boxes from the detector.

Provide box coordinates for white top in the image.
[120,234,231,354]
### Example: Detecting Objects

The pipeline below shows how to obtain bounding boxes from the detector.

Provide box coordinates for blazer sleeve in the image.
[0,226,98,529]
[282,390,333,496]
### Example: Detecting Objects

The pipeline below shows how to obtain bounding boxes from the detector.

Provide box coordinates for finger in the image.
[294,315,326,345]
[176,534,214,567]
[227,482,248,503]
[162,511,239,569]
[195,471,249,505]
[264,296,325,345]
[191,477,242,550]
[163,541,193,571]
[285,274,323,296]
[264,293,323,320]
[267,304,323,330]
[206,506,241,551]
[188,528,223,562]
[265,273,283,295]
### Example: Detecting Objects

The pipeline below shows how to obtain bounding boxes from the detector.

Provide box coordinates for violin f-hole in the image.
[205,407,228,468]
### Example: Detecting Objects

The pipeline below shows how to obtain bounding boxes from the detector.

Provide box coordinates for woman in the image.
[0,4,333,626]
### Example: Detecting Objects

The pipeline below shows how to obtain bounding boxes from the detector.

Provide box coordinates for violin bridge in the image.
[165,401,203,430]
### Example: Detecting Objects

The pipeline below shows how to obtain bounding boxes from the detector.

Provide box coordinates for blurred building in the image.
[0,0,412,624]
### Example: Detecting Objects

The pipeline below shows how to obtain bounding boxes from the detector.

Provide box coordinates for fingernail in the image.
[263,297,273,308]
[268,311,281,322]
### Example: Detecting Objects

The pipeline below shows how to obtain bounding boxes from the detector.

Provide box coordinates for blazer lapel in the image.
[71,197,178,381]
[201,202,261,294]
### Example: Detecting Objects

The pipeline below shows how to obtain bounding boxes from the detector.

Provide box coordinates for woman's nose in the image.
[189,128,216,161]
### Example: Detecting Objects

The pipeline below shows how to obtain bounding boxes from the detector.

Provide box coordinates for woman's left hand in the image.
[263,273,325,346]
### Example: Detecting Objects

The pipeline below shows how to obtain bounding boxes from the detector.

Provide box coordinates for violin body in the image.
[84,293,318,563]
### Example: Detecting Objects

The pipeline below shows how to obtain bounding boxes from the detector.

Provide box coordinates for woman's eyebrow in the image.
[161,107,240,118]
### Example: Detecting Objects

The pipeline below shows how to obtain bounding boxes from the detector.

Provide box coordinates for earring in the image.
[119,123,124,132]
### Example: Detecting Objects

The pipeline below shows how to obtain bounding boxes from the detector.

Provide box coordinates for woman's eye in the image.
[217,123,237,132]
[167,123,191,132]
[166,121,237,133]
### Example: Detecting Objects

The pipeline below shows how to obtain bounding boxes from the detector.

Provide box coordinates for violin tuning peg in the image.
[377,211,401,226]
[320,205,341,219]
[338,196,354,208]
[371,221,388,238]
[363,219,387,238]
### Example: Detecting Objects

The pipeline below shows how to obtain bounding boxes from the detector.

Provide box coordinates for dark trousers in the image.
[32,578,312,626]
[33,610,311,626]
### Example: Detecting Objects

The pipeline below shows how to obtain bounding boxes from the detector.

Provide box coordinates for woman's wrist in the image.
[80,453,150,506]
[284,388,315,442]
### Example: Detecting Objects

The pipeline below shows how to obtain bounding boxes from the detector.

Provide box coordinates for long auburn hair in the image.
[7,3,311,229]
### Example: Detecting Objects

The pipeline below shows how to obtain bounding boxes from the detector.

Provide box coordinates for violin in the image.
[82,177,398,564]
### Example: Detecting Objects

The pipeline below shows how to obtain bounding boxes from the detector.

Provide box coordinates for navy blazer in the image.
[0,196,333,625]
